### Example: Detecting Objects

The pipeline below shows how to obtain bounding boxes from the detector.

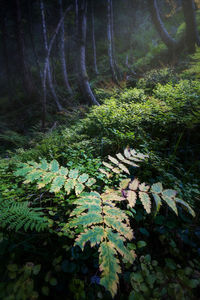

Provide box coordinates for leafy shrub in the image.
[129,254,200,299]
[153,80,200,127]
[137,68,178,92]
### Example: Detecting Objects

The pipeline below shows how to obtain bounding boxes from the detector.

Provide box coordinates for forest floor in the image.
[0,50,200,299]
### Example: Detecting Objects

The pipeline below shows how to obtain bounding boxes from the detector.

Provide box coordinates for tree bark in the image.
[15,0,34,96]
[40,0,63,118]
[59,0,73,95]
[0,11,12,100]
[107,0,118,83]
[91,1,99,75]
[149,0,178,50]
[182,0,200,53]
[76,0,99,106]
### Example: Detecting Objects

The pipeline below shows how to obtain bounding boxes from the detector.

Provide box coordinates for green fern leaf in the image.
[152,193,162,213]
[50,160,59,172]
[50,175,66,193]
[99,241,121,298]
[151,182,163,194]
[64,178,76,194]
[23,169,43,184]
[85,178,96,187]
[69,169,79,179]
[162,189,177,198]
[116,153,139,167]
[127,190,137,208]
[78,173,89,183]
[40,159,49,171]
[139,192,151,213]
[106,229,135,264]
[120,179,131,189]
[104,215,133,240]
[75,226,105,249]
[69,212,102,228]
[75,182,85,195]
[175,198,195,217]
[37,173,55,189]
[129,178,140,191]
[139,183,150,192]
[161,195,178,215]
[59,166,69,176]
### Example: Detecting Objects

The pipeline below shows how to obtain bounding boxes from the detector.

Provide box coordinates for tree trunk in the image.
[40,0,63,116]
[76,0,99,106]
[59,0,73,95]
[15,0,34,96]
[107,0,118,83]
[182,0,200,53]
[0,11,12,100]
[149,0,178,50]
[91,1,99,75]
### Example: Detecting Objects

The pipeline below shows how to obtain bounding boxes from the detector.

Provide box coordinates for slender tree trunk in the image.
[0,12,12,100]
[182,0,200,53]
[15,0,34,95]
[76,0,99,106]
[91,1,99,75]
[40,0,63,117]
[59,0,73,95]
[107,0,118,83]
[149,0,178,50]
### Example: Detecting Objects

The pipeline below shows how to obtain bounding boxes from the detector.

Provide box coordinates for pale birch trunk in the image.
[40,0,63,118]
[76,0,99,106]
[59,0,73,95]
[107,0,118,83]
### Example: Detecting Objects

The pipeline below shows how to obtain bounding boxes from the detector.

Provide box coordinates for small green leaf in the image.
[162,189,177,198]
[40,159,49,171]
[49,278,58,286]
[33,264,41,275]
[65,178,75,194]
[162,195,178,215]
[152,193,162,213]
[120,179,131,189]
[137,241,147,248]
[69,169,79,179]
[59,166,68,176]
[175,198,195,217]
[78,173,89,184]
[75,182,85,196]
[139,192,151,213]
[151,182,163,194]
[50,160,59,172]
[50,176,66,193]
[86,178,96,187]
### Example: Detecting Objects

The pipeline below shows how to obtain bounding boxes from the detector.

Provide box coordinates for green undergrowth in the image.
[0,60,200,299]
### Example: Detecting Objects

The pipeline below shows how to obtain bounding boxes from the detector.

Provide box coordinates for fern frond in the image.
[15,159,96,195]
[99,241,121,298]
[121,178,195,217]
[0,197,48,232]
[68,191,135,297]
[100,147,148,177]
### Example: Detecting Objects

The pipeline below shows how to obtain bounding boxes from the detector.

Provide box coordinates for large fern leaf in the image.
[15,159,96,195]
[68,191,135,297]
